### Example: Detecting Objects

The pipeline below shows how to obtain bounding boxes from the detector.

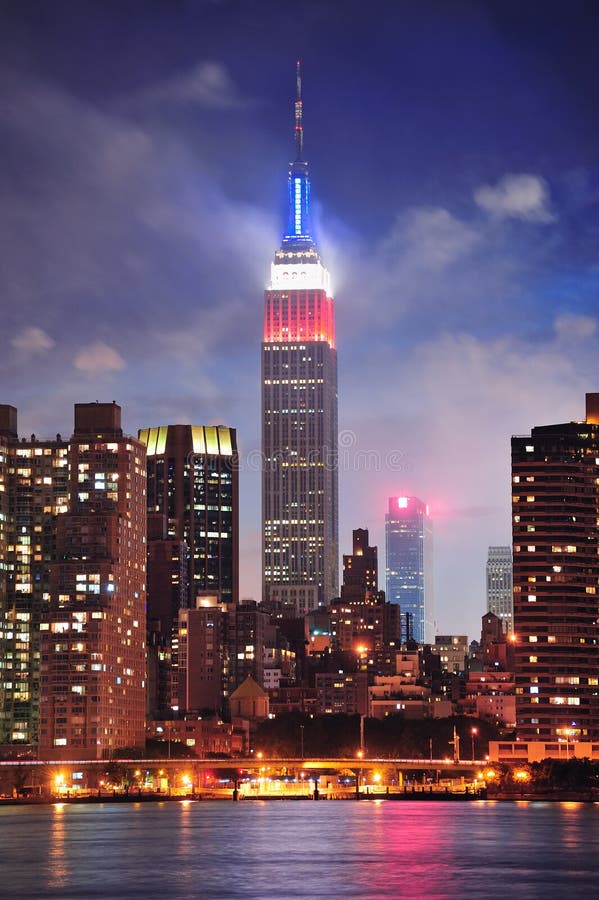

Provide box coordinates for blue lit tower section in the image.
[385,497,434,644]
[262,63,339,608]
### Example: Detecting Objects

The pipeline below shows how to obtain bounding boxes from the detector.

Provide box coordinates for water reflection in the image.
[1,800,599,899]
[48,803,68,890]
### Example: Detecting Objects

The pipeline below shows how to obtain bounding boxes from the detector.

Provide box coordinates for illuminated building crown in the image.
[281,60,316,252]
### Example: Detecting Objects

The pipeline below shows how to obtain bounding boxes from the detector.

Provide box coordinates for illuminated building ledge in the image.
[269,259,331,293]
[488,740,599,763]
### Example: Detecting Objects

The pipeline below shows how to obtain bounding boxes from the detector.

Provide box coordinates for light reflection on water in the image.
[1,800,599,899]
[48,803,68,891]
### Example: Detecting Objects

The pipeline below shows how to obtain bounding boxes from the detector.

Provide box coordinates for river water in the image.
[1,799,598,898]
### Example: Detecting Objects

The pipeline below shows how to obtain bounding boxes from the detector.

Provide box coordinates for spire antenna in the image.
[294,59,303,161]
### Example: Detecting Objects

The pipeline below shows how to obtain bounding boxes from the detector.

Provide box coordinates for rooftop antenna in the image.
[294,59,304,161]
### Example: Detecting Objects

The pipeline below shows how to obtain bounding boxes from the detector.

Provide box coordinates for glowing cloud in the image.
[11,326,55,354]
[474,173,555,222]
[73,341,126,375]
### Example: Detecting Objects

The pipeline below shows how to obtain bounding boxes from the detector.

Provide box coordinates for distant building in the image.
[385,496,433,643]
[174,596,228,716]
[512,393,599,743]
[480,611,513,671]
[368,675,451,720]
[464,671,516,727]
[330,527,401,674]
[227,601,270,692]
[315,671,368,716]
[39,403,147,760]
[434,635,468,675]
[265,584,319,618]
[486,546,513,634]
[341,528,378,604]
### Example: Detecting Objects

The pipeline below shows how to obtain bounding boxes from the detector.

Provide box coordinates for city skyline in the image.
[1,3,599,637]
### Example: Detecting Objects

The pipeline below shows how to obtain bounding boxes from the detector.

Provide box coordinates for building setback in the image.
[512,393,599,743]
[385,496,433,644]
[39,403,147,760]
[486,545,513,634]
[262,63,338,607]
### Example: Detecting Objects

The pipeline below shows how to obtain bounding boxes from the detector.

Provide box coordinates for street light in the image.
[470,726,478,761]
[300,724,304,759]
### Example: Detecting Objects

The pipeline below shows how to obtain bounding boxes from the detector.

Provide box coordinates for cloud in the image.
[474,173,555,222]
[381,206,481,270]
[554,312,596,340]
[11,326,55,354]
[138,61,249,109]
[73,341,126,375]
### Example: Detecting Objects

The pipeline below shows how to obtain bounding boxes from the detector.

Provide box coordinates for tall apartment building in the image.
[174,597,228,716]
[262,63,338,607]
[227,601,270,692]
[486,545,513,634]
[512,393,599,743]
[38,403,147,760]
[0,406,69,745]
[385,496,433,644]
[139,424,238,607]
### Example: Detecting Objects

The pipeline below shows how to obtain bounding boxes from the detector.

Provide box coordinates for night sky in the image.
[2,0,599,639]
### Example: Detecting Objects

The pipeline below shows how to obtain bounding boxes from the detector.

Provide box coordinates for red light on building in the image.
[263,290,335,347]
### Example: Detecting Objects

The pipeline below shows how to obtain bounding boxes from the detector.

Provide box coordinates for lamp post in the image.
[300,724,304,760]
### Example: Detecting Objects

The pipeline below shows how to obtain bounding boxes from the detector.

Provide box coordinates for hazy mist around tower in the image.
[1,1,598,638]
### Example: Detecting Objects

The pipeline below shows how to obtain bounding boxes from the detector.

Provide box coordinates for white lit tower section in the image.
[262,63,339,608]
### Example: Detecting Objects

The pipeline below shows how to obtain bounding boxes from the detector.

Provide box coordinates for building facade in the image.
[0,406,69,746]
[140,424,239,608]
[262,63,338,607]
[385,496,433,643]
[512,393,599,743]
[486,545,513,634]
[341,528,378,604]
[174,597,228,716]
[39,403,147,760]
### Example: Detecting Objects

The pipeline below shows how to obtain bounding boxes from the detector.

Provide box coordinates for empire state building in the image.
[262,64,339,613]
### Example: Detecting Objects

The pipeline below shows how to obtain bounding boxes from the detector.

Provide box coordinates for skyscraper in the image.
[262,63,338,606]
[385,496,433,644]
[486,545,513,634]
[140,424,239,607]
[512,393,599,743]
[39,403,147,760]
